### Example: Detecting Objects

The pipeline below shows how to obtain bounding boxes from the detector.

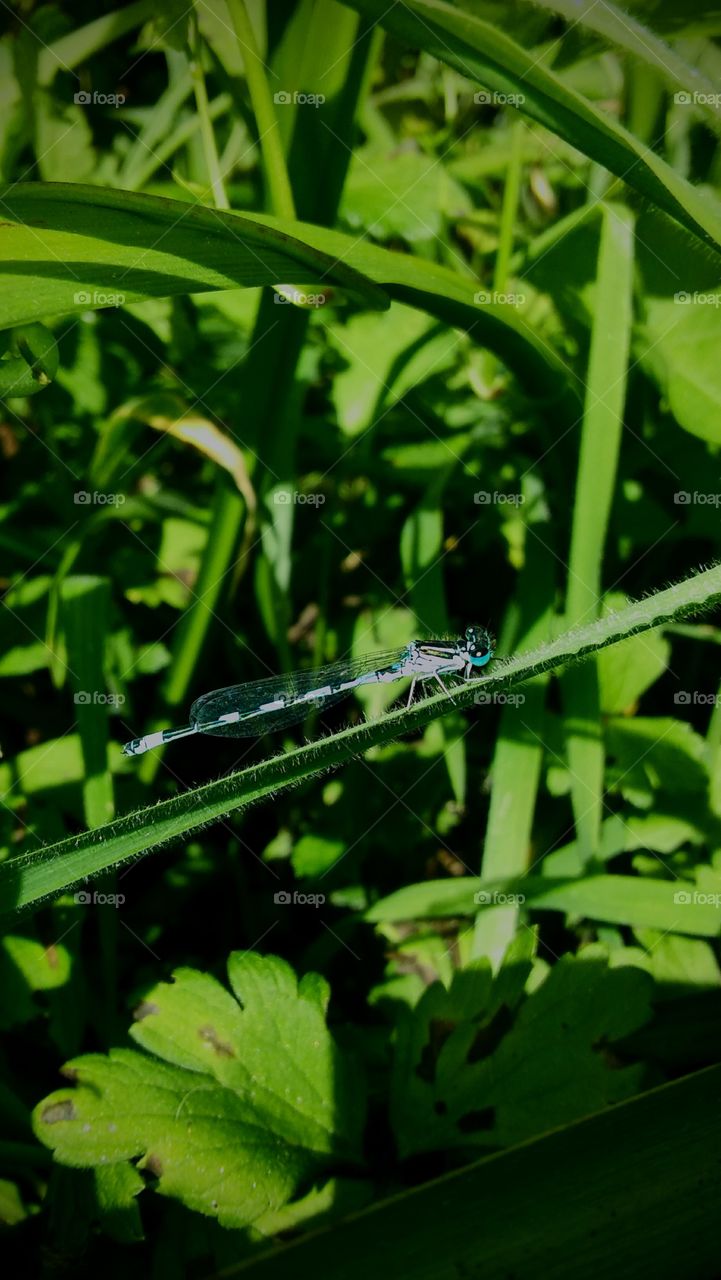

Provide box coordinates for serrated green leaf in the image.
[34,952,365,1229]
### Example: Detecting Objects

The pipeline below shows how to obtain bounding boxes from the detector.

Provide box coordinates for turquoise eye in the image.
[470,652,491,667]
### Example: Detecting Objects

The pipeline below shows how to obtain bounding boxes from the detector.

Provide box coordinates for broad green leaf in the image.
[640,295,721,444]
[34,90,97,184]
[0,935,72,1029]
[341,145,471,242]
[0,642,50,677]
[0,1180,27,1227]
[291,834,346,878]
[606,717,709,798]
[597,595,671,713]
[328,303,459,435]
[634,929,721,992]
[34,952,364,1229]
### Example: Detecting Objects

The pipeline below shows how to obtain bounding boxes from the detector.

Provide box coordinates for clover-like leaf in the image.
[33,952,365,1229]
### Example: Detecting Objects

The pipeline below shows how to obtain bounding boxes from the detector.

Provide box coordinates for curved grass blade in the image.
[0,183,389,325]
[0,184,572,403]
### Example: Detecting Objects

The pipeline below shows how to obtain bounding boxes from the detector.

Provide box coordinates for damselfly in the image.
[121,625,495,757]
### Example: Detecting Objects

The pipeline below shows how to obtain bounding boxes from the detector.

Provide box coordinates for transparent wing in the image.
[189,647,410,738]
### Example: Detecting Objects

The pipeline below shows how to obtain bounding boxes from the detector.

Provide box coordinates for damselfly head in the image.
[464,625,494,660]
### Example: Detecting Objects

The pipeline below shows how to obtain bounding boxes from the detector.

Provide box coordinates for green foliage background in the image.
[2,1,721,1275]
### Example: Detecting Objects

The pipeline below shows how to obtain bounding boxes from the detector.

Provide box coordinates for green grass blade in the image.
[225,0,296,217]
[0,184,572,402]
[61,574,118,1040]
[1,564,719,915]
[563,203,635,859]
[474,537,555,965]
[60,576,114,830]
[0,183,389,326]
[276,0,378,222]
